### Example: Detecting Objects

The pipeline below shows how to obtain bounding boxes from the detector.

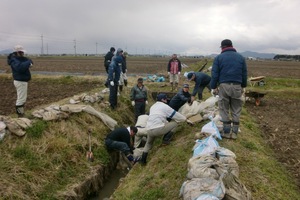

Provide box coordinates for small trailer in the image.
[245,90,267,106]
[248,76,266,87]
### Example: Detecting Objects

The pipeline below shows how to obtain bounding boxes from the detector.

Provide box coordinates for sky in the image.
[1,0,299,56]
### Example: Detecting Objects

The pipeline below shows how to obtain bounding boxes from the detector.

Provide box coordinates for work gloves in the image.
[131,101,135,106]
[145,101,148,105]
[211,88,219,96]
[110,81,114,86]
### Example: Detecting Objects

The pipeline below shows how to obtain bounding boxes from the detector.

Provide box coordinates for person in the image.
[210,39,247,140]
[104,47,115,74]
[119,51,128,92]
[7,45,33,117]
[104,47,115,88]
[108,48,123,109]
[187,71,211,101]
[105,126,138,163]
[167,54,182,91]
[130,78,148,121]
[140,93,187,165]
[169,83,191,111]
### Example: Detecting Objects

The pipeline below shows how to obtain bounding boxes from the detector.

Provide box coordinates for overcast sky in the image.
[1,0,299,56]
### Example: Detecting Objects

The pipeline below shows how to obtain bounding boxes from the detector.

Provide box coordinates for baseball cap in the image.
[14,45,26,53]
[137,78,143,82]
[183,84,189,88]
[187,72,194,80]
[157,93,167,101]
[220,39,233,48]
[117,48,123,53]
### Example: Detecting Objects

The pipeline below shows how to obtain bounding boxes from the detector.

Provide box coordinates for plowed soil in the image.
[0,56,300,189]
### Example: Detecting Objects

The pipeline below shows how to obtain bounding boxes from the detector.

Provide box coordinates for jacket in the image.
[146,101,186,130]
[105,127,133,152]
[169,89,191,111]
[7,53,32,82]
[167,58,181,74]
[210,47,248,89]
[108,55,123,83]
[104,51,114,68]
[130,84,148,102]
[191,72,211,96]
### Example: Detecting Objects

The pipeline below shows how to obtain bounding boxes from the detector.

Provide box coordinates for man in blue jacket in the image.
[108,48,123,109]
[169,83,191,111]
[210,39,247,139]
[7,45,33,117]
[187,72,211,101]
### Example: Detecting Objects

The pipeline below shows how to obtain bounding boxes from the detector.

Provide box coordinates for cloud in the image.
[1,0,299,55]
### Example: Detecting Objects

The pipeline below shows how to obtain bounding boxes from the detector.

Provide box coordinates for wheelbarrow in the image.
[245,90,267,106]
[248,76,266,87]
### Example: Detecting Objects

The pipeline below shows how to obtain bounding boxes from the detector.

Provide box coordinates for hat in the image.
[14,45,26,53]
[110,47,115,52]
[137,78,143,82]
[117,48,123,53]
[157,93,167,101]
[187,72,194,80]
[123,51,128,57]
[220,39,232,48]
[183,84,189,88]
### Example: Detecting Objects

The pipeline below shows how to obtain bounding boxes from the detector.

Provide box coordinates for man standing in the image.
[108,48,123,109]
[187,72,211,101]
[140,93,187,165]
[130,78,148,121]
[119,51,128,92]
[7,45,33,117]
[210,39,247,139]
[167,54,181,91]
[105,126,138,163]
[169,83,191,111]
[104,47,115,74]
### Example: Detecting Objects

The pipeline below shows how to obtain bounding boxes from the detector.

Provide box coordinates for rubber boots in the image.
[119,85,123,92]
[16,105,24,118]
[124,79,128,87]
[231,122,239,140]
[140,152,148,165]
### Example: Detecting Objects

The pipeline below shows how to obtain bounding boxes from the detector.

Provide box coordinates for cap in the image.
[123,51,128,57]
[183,84,189,88]
[187,72,194,80]
[220,39,232,48]
[117,48,123,53]
[110,47,115,52]
[137,77,143,82]
[157,93,167,101]
[14,45,26,53]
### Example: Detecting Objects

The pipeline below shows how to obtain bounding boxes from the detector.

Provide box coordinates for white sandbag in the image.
[0,121,6,131]
[201,118,221,140]
[193,136,219,157]
[216,147,239,177]
[179,177,225,200]
[187,154,220,180]
[196,193,219,200]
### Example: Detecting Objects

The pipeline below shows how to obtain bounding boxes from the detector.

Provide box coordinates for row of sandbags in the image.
[179,118,252,199]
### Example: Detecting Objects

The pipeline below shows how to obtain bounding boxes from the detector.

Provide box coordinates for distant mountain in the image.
[208,51,275,59]
[240,51,275,59]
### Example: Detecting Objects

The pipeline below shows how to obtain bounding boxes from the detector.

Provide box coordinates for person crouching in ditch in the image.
[105,126,138,163]
[140,93,187,165]
[7,45,33,118]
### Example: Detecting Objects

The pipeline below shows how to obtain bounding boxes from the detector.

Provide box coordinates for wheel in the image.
[255,98,261,106]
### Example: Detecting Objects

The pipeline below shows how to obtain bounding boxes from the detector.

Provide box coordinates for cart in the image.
[248,76,266,87]
[245,90,267,106]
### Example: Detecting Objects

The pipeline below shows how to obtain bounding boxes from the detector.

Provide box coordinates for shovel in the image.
[86,129,94,162]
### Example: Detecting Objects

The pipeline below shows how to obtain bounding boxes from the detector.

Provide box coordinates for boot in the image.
[175,83,178,91]
[231,122,239,139]
[170,82,174,91]
[221,121,231,139]
[124,79,128,87]
[140,152,148,165]
[16,105,24,118]
[162,131,174,145]
[119,85,123,92]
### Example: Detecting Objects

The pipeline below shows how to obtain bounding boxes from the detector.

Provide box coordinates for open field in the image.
[0,56,300,199]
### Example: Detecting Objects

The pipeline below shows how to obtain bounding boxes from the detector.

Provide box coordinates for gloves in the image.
[110,81,114,86]
[178,72,181,75]
[211,88,219,96]
[168,72,170,75]
[145,101,148,105]
[131,101,135,106]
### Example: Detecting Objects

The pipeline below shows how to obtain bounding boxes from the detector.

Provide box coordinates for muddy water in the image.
[89,169,127,200]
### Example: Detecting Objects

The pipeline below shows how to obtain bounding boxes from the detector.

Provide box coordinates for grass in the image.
[0,59,299,199]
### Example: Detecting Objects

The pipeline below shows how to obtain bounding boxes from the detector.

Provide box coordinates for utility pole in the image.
[96,42,98,55]
[74,39,77,56]
[41,34,44,55]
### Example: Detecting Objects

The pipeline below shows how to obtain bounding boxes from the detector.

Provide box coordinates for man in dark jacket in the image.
[104,47,115,74]
[210,39,247,139]
[108,48,123,109]
[105,126,138,162]
[187,72,211,101]
[130,78,148,121]
[169,84,191,111]
[7,45,33,117]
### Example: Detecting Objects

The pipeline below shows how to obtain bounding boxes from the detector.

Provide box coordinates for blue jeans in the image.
[105,138,131,155]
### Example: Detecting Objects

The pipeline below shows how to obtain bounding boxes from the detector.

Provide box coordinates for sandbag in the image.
[193,136,219,157]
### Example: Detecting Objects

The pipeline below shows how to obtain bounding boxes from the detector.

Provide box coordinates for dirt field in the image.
[1,56,300,189]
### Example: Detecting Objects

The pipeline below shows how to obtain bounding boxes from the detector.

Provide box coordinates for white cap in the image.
[14,45,26,53]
